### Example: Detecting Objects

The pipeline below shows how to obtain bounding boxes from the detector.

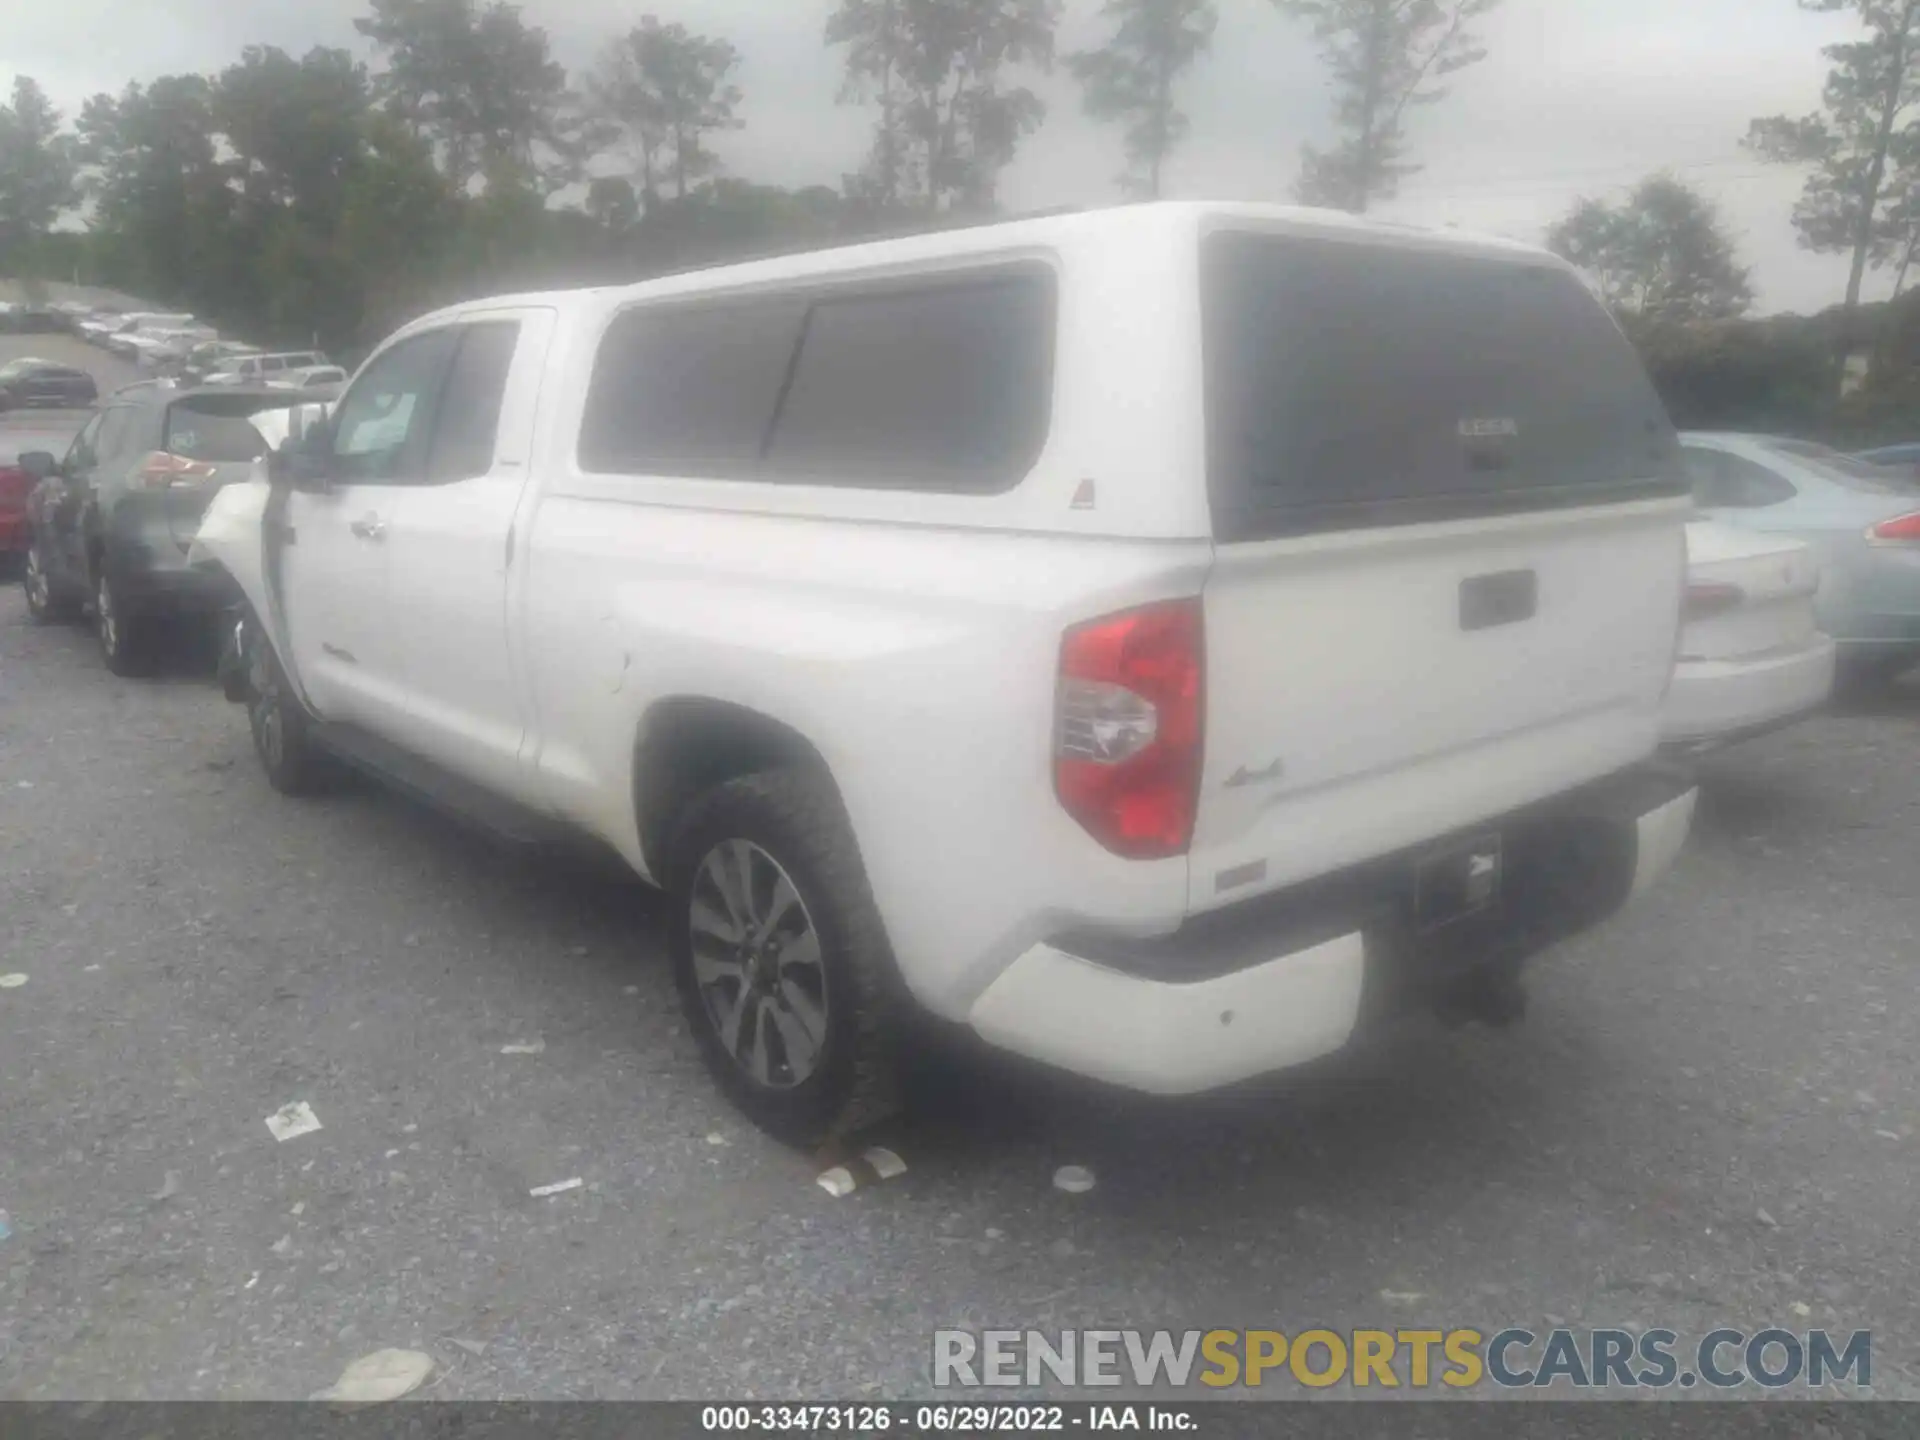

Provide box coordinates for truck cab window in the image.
[425,322,520,482]
[328,330,458,484]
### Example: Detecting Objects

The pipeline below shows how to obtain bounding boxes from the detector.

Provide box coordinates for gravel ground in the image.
[2,334,1918,1405]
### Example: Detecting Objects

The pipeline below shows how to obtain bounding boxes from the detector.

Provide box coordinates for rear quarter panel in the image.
[521,505,1212,1016]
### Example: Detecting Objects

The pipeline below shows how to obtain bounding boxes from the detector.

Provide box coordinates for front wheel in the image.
[245,625,332,796]
[21,539,75,622]
[666,770,903,1147]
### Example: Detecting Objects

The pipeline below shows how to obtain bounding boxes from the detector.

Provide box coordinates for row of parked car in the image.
[75,307,345,390]
[5,205,1918,1146]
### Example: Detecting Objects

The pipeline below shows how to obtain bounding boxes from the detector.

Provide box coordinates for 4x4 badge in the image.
[1225,758,1285,789]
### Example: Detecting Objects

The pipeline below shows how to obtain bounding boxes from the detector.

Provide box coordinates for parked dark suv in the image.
[0,357,99,410]
[19,387,326,674]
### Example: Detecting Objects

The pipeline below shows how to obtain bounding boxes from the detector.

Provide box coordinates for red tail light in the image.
[1683,581,1745,620]
[1869,511,1920,542]
[1054,598,1204,859]
[133,451,219,489]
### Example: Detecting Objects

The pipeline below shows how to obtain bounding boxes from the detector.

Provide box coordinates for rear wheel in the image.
[666,769,902,1147]
[22,539,75,622]
[94,568,156,676]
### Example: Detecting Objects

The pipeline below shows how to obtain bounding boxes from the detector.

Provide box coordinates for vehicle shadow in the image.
[1828,670,1920,720]
[136,615,225,680]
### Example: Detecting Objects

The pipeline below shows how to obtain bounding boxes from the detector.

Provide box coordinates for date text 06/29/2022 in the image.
[931,1326,1873,1392]
[702,1404,1195,1432]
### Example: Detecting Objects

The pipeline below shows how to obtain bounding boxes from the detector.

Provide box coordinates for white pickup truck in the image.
[192,203,1699,1144]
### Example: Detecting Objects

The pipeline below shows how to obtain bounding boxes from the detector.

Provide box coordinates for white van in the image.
[205,351,327,385]
[192,202,1699,1143]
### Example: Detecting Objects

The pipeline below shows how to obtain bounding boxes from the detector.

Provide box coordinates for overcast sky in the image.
[0,0,1887,315]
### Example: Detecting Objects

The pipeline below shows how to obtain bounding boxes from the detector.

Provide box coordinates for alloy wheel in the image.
[24,544,50,614]
[687,839,830,1091]
[247,641,285,770]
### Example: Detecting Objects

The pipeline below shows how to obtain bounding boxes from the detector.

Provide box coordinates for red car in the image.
[0,411,88,573]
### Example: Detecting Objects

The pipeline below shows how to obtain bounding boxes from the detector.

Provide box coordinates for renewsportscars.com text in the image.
[932,1327,1872,1391]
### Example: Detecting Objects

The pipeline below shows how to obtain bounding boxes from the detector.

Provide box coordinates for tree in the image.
[585,16,744,207]
[1275,0,1500,213]
[828,0,1061,214]
[832,0,914,209]
[1066,0,1217,198]
[0,77,81,273]
[1747,0,1920,395]
[585,174,642,232]
[1546,175,1754,333]
[355,0,580,194]
[76,76,231,303]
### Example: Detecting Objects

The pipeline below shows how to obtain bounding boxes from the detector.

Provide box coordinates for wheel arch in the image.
[632,696,844,882]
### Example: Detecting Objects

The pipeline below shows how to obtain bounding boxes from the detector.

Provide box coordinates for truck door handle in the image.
[349,514,387,542]
[1459,569,1537,631]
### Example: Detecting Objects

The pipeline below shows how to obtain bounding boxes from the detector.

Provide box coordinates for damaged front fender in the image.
[186,475,270,609]
[189,470,312,715]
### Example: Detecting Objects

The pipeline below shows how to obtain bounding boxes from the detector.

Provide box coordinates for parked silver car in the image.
[1680,432,1920,689]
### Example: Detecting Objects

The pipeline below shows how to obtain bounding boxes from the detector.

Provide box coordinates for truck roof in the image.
[415,202,1563,326]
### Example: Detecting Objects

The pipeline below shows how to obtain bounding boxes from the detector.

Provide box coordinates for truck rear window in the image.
[1202,231,1683,541]
[164,407,271,463]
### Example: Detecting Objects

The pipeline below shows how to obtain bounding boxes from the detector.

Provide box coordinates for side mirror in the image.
[267,429,334,493]
[17,450,56,480]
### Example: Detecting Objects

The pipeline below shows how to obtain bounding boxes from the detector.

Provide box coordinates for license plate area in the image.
[1412,832,1503,931]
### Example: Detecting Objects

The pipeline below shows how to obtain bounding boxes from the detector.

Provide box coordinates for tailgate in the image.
[1682,522,1820,661]
[1190,226,1687,912]
[1195,505,1683,908]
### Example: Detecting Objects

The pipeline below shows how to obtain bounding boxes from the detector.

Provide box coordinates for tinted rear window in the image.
[765,276,1054,486]
[1202,232,1683,541]
[580,298,805,472]
[164,407,271,463]
[578,266,1055,492]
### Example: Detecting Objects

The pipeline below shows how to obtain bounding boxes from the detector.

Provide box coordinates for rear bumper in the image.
[1661,635,1835,749]
[104,527,237,612]
[110,558,238,612]
[966,764,1697,1095]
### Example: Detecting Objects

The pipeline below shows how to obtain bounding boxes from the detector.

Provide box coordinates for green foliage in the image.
[1637,319,1835,435]
[76,76,232,306]
[1547,175,1754,329]
[585,16,744,205]
[1275,0,1500,213]
[1066,0,1217,198]
[0,77,81,276]
[828,0,1062,214]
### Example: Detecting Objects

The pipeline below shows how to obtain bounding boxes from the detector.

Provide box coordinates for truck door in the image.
[376,310,555,799]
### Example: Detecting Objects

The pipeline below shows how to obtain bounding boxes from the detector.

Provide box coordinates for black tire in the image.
[666,769,903,1148]
[21,539,76,622]
[245,625,332,796]
[94,566,157,676]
